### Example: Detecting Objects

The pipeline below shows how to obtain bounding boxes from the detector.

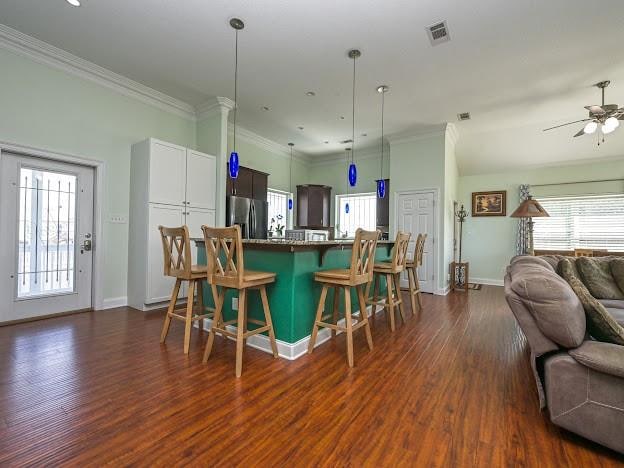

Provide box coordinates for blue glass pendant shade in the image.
[288,198,293,210]
[229,151,239,179]
[348,163,357,187]
[345,202,350,214]
[377,179,386,198]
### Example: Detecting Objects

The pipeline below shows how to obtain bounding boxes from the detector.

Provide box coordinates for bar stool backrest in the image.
[392,231,411,271]
[202,225,245,288]
[159,225,192,279]
[349,228,381,283]
[415,233,427,267]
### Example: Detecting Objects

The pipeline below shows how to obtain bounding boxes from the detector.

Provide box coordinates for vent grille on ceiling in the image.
[457,112,471,121]
[426,21,450,45]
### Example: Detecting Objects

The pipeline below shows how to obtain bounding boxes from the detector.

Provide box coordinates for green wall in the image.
[0,48,196,303]
[458,159,624,283]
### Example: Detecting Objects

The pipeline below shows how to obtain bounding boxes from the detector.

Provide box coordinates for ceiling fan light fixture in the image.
[584,121,598,134]
[604,116,620,130]
[601,123,616,135]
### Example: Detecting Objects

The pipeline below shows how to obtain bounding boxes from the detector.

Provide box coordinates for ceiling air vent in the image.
[457,112,471,121]
[426,21,450,45]
[340,139,353,144]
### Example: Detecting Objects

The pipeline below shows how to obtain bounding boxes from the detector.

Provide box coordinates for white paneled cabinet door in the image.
[147,204,183,304]
[396,191,435,293]
[186,150,216,210]
[148,141,186,206]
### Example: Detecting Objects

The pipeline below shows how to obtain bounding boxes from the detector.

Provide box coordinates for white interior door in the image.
[0,153,94,323]
[396,191,435,293]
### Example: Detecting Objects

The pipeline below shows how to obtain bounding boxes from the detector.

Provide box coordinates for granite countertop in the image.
[192,238,394,246]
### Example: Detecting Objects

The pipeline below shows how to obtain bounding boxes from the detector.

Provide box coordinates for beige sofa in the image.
[504,255,624,454]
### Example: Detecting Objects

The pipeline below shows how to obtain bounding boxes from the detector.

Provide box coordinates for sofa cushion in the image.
[511,255,555,271]
[610,258,624,294]
[538,255,563,271]
[510,261,585,348]
[599,299,624,310]
[576,257,624,300]
[559,259,624,345]
[569,341,624,379]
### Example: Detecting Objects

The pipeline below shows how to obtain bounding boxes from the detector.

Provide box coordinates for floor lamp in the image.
[510,195,549,255]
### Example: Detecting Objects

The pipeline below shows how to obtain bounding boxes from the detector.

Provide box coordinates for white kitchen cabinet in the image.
[128,138,218,310]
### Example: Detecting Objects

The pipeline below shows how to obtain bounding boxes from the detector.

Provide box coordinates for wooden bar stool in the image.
[201,225,279,377]
[308,228,380,367]
[159,225,215,354]
[365,231,411,331]
[406,233,427,314]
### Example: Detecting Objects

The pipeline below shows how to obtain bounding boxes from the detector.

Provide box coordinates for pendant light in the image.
[347,49,360,187]
[288,143,294,210]
[229,18,244,179]
[376,85,389,198]
[345,147,351,214]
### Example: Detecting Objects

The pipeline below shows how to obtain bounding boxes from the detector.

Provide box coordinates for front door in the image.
[0,153,94,323]
[396,191,435,293]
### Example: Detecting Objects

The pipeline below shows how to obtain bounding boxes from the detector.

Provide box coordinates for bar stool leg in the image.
[203,285,224,363]
[161,278,181,344]
[414,269,423,310]
[331,287,340,338]
[183,280,196,354]
[197,279,205,332]
[235,289,247,377]
[395,273,406,324]
[407,268,417,315]
[260,285,279,358]
[357,285,373,351]
[308,285,329,354]
[385,273,396,332]
[344,286,354,367]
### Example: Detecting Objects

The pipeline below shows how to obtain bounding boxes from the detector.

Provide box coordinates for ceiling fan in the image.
[543,80,624,143]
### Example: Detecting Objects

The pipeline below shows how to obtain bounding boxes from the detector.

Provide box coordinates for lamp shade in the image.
[510,196,549,218]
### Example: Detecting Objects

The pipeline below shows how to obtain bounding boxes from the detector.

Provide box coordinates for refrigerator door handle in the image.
[249,201,256,239]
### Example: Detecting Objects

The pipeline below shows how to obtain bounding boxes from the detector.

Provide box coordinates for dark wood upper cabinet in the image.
[226,165,269,201]
[297,184,331,228]
[376,179,390,228]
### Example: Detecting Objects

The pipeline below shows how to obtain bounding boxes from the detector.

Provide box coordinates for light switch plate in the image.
[109,215,127,224]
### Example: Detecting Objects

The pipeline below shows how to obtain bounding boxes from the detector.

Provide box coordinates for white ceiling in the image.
[1,0,624,173]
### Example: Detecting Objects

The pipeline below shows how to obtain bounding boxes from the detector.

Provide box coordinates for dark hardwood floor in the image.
[1,286,622,466]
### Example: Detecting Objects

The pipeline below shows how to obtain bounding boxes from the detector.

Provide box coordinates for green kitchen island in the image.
[194,239,393,359]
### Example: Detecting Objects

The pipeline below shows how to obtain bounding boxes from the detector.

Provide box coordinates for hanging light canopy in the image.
[347,49,360,187]
[229,17,244,179]
[288,143,294,210]
[376,84,389,199]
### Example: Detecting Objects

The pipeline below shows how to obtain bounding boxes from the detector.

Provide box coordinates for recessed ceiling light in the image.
[323,140,329,144]
[361,133,367,137]
[306,91,316,97]
[297,126,304,130]
[261,106,270,111]
[339,116,345,120]
[66,0,82,6]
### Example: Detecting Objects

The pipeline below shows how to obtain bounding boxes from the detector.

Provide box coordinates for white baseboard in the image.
[100,296,127,310]
[470,277,504,287]
[434,284,450,296]
[198,300,387,360]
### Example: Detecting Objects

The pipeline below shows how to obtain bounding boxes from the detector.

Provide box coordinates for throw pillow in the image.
[576,257,624,300]
[610,259,624,294]
[559,259,624,345]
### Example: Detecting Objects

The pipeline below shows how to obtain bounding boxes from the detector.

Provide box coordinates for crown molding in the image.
[227,125,312,165]
[197,96,235,120]
[386,123,448,146]
[0,23,197,120]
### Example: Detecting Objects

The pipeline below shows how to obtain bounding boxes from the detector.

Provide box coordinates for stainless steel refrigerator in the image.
[226,196,268,239]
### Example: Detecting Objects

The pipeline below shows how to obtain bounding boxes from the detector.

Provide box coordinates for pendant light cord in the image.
[233,29,239,152]
[289,146,293,194]
[380,90,385,179]
[351,56,356,163]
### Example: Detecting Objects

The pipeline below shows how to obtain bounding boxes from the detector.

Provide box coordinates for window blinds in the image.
[533,194,624,251]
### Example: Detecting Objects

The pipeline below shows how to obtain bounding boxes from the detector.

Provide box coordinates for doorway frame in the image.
[393,188,440,295]
[0,140,106,311]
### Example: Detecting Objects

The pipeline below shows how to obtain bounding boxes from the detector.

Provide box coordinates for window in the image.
[533,194,624,251]
[336,193,377,238]
[267,188,292,237]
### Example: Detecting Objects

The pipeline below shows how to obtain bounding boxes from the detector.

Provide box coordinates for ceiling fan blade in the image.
[543,119,591,131]
[585,105,606,115]
[573,127,585,137]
